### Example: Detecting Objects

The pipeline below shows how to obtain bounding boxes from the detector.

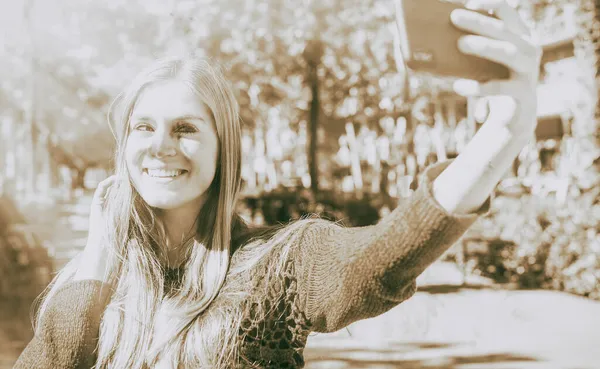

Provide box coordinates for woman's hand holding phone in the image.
[394,0,545,214]
[450,0,542,138]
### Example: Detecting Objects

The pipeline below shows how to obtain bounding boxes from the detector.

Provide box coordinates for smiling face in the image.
[125,80,219,211]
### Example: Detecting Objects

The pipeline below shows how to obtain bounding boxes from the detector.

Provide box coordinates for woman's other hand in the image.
[450,0,542,138]
[74,175,116,282]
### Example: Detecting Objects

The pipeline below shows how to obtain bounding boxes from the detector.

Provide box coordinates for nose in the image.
[149,128,177,158]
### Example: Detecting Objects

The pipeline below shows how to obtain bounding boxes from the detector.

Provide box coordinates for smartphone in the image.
[394,0,510,81]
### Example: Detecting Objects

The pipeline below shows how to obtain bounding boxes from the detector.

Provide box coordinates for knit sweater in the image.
[13,160,490,368]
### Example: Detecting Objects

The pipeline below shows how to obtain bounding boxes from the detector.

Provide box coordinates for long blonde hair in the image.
[32,56,307,368]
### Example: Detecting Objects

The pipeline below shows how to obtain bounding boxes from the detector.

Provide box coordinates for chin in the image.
[142,195,189,210]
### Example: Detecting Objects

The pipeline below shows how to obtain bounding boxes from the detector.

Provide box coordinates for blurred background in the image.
[1,0,600,368]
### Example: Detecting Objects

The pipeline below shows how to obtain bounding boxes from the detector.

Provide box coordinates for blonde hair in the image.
[32,56,315,368]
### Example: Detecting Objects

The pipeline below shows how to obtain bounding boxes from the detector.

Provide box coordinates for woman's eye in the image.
[134,123,153,132]
[174,122,198,135]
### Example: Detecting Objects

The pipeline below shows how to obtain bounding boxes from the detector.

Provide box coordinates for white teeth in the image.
[145,169,185,178]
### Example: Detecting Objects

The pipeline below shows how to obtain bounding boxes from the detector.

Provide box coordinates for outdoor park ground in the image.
[304,262,600,369]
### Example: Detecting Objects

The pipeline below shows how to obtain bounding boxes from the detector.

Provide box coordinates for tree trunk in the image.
[73,169,86,190]
[308,62,319,196]
[25,0,37,198]
[304,39,324,197]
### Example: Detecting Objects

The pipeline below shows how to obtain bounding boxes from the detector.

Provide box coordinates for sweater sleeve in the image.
[294,160,491,333]
[13,280,112,369]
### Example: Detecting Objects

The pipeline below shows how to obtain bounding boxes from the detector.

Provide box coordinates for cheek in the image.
[182,138,219,172]
[124,137,145,170]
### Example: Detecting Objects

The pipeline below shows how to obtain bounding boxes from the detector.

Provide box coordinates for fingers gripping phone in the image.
[394,0,510,82]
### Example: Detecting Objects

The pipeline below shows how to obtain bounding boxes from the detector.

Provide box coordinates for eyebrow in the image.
[130,115,207,123]
[173,115,207,122]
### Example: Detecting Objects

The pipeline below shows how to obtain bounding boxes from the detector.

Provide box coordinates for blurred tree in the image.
[1,0,455,196]
[0,0,510,196]
[162,0,412,194]
[1,0,163,177]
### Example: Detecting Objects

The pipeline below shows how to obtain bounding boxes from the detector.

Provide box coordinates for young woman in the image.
[15,1,541,367]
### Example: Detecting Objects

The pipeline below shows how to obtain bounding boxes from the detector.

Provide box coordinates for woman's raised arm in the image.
[293,160,489,332]
[294,0,541,333]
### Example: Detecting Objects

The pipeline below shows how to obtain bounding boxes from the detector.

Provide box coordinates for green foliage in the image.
[0,197,53,300]
[456,169,600,299]
[1,0,411,168]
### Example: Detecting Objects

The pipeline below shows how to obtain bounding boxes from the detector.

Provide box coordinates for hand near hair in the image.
[74,175,116,282]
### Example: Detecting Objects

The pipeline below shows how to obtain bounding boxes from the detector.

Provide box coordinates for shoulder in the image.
[231,214,330,251]
[230,219,279,255]
[229,215,338,271]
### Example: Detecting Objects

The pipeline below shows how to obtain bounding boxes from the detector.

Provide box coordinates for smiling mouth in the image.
[143,168,188,179]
